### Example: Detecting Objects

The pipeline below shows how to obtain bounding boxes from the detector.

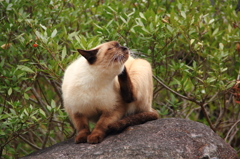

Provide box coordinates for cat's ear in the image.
[77,49,99,64]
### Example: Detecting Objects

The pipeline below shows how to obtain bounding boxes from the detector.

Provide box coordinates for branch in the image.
[224,119,240,141]
[153,76,198,104]
[30,84,51,117]
[153,75,216,132]
[42,112,54,149]
[41,74,63,108]
[200,102,216,132]
[19,135,41,150]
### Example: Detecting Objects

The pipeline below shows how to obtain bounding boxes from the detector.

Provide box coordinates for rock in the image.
[21,118,239,159]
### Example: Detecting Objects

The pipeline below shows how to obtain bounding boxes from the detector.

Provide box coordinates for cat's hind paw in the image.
[108,120,126,133]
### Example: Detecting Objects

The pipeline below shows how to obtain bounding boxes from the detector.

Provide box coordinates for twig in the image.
[224,119,240,141]
[36,78,50,106]
[29,97,39,104]
[42,74,63,108]
[215,93,231,130]
[206,92,219,104]
[24,20,65,72]
[228,128,238,145]
[200,102,216,132]
[52,2,66,25]
[29,129,43,143]
[42,112,54,149]
[19,135,41,150]
[30,84,50,116]
[153,75,197,103]
[153,75,216,132]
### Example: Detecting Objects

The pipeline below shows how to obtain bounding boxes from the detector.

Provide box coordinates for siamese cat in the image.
[62,41,158,144]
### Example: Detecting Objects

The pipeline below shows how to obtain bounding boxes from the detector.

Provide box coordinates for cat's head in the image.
[77,41,129,68]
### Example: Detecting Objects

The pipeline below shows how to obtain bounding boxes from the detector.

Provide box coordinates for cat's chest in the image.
[80,84,116,102]
[62,60,121,114]
[69,80,119,113]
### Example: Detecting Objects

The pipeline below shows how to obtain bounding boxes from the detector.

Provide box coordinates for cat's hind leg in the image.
[87,108,125,144]
[108,110,159,133]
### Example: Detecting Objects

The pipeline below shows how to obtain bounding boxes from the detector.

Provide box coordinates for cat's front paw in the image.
[87,132,104,144]
[75,131,89,144]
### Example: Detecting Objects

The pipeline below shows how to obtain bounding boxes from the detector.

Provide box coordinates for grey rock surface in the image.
[21,118,239,159]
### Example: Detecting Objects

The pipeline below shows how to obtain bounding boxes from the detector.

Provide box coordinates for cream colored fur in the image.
[62,41,155,143]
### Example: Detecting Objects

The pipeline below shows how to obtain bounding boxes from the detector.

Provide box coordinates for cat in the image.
[62,41,158,144]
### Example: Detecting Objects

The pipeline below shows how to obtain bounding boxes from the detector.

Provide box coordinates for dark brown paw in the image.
[75,131,89,144]
[87,132,104,144]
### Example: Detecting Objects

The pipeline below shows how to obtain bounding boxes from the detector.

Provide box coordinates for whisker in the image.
[108,54,118,66]
[117,56,121,65]
[107,51,126,67]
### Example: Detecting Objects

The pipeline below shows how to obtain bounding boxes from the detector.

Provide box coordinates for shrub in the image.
[0,0,239,158]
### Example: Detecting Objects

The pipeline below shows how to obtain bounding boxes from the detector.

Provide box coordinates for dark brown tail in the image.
[107,111,159,134]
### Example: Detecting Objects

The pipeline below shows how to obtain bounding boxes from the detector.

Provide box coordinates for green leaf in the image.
[0,131,6,135]
[219,43,224,50]
[51,29,57,38]
[142,27,150,34]
[139,12,146,21]
[108,6,116,14]
[7,3,13,10]
[106,19,114,27]
[35,30,41,39]
[167,25,173,32]
[47,105,52,112]
[39,109,46,117]
[209,19,215,24]
[24,93,29,100]
[40,24,47,30]
[135,18,144,27]
[24,109,29,116]
[8,88,12,95]
[17,65,35,73]
[0,114,9,120]
[120,16,127,24]
[190,39,195,45]
[51,100,56,108]
[212,28,219,36]
[206,77,216,83]
[220,67,228,72]
[181,11,186,19]
[0,58,5,67]
[10,108,16,115]
[193,61,197,69]
[62,46,67,60]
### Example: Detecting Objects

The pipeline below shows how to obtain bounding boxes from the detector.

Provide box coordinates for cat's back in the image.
[125,57,153,112]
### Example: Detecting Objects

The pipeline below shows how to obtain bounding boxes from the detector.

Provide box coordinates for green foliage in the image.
[1,0,240,158]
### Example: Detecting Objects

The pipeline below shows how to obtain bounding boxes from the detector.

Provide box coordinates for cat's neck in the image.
[78,57,124,84]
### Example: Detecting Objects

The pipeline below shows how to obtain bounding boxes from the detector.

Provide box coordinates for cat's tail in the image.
[107,111,159,134]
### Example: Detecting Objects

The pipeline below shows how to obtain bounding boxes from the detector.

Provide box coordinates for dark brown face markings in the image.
[112,41,128,52]
[120,46,128,51]
[114,42,120,47]
[118,66,134,103]
[77,49,98,64]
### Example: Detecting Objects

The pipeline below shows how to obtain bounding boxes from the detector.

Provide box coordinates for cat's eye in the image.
[108,48,113,50]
